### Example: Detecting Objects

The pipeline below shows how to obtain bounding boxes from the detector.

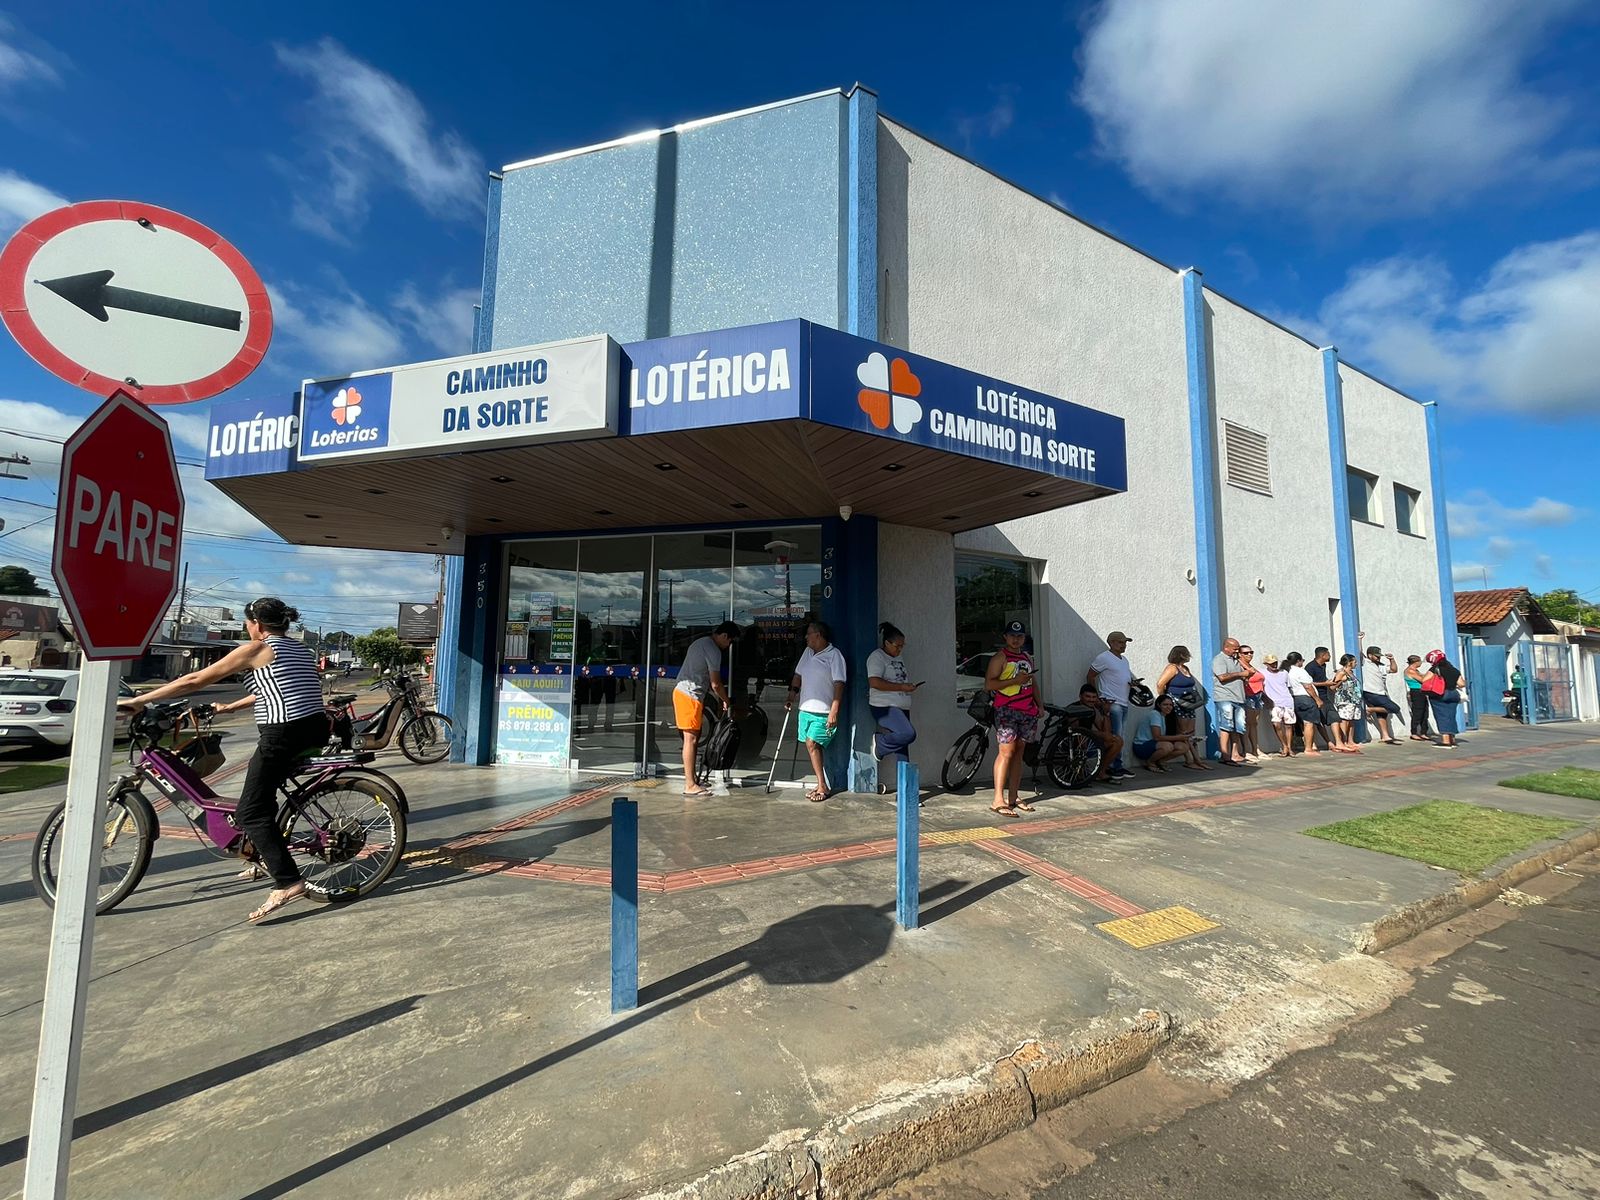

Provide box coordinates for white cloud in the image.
[1076,0,1587,213]
[268,281,407,379]
[0,16,61,90]
[1447,490,1580,541]
[956,87,1017,147]
[1485,535,1518,562]
[1301,233,1600,417]
[1534,554,1555,579]
[0,169,66,232]
[275,38,483,236]
[1452,561,1491,586]
[392,283,478,359]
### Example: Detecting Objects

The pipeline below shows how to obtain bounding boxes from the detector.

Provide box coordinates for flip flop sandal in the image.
[236,863,267,881]
[1013,800,1036,812]
[807,789,829,803]
[683,787,713,797]
[990,805,1022,818]
[248,886,309,924]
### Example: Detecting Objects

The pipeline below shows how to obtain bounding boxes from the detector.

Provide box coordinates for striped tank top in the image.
[251,635,326,725]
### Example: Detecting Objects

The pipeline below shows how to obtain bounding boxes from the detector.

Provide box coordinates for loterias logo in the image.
[301,373,392,456]
[856,352,923,434]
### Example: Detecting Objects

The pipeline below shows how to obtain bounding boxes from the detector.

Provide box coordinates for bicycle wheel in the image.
[281,776,407,900]
[398,711,453,764]
[31,788,155,914]
[941,727,988,791]
[1072,738,1102,788]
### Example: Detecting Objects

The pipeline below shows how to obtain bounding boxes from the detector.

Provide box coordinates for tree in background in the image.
[352,627,423,675]
[1535,589,1600,627]
[0,565,49,596]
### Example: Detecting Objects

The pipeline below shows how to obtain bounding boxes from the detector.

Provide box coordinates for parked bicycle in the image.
[31,702,408,915]
[941,702,1102,792]
[326,671,453,764]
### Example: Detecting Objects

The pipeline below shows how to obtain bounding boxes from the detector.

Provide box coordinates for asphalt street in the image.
[890,858,1600,1200]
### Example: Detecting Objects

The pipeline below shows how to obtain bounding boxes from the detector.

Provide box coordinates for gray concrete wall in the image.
[1205,290,1341,662]
[877,521,965,783]
[879,117,1195,697]
[1340,366,1442,678]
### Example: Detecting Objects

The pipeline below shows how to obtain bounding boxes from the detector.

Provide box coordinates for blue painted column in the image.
[1422,402,1457,658]
[457,534,502,765]
[820,515,879,793]
[896,761,920,930]
[1321,348,1363,658]
[437,554,464,760]
[1180,269,1223,758]
[610,797,639,1012]
[846,84,879,340]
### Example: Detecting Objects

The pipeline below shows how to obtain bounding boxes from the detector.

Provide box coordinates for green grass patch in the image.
[1499,767,1600,803]
[1304,799,1580,874]
[0,763,70,794]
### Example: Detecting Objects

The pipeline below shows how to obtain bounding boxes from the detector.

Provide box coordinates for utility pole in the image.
[170,561,188,641]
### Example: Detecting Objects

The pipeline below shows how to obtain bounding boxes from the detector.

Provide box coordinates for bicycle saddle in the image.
[326,693,357,706]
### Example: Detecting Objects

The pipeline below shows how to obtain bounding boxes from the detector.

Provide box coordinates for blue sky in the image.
[2,0,1597,632]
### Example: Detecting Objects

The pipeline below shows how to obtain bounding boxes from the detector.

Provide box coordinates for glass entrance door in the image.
[496,526,821,778]
[572,536,650,772]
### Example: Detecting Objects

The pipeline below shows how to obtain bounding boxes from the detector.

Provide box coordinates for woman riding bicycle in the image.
[120,597,329,922]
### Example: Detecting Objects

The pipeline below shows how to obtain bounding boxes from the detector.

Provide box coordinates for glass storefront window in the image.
[953,553,1034,703]
[491,527,821,780]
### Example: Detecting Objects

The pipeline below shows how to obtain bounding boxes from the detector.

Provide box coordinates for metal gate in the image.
[1527,641,1577,722]
[1465,642,1508,722]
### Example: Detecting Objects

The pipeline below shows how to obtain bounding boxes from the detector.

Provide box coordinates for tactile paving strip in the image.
[1096,905,1220,948]
[923,826,1016,845]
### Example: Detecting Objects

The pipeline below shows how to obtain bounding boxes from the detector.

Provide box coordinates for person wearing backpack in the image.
[676,621,739,797]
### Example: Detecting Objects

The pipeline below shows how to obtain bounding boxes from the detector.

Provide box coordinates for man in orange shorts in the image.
[675,621,739,796]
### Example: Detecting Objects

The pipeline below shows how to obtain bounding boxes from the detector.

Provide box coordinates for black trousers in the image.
[1407,689,1431,737]
[237,713,330,887]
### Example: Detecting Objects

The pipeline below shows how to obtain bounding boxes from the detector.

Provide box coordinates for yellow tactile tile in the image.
[1097,905,1220,949]
[923,826,1015,845]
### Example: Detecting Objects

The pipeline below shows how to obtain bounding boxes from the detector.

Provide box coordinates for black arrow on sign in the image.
[34,270,242,332]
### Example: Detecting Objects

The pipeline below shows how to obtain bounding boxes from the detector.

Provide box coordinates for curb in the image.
[631,1010,1172,1200]
[1359,825,1600,954]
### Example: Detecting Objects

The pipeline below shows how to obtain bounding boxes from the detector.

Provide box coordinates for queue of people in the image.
[675,615,1468,805]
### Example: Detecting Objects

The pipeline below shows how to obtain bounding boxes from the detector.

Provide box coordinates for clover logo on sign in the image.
[331,386,362,426]
[856,352,923,434]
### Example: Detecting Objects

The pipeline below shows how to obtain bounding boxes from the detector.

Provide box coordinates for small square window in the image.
[1393,484,1423,536]
[1347,468,1381,525]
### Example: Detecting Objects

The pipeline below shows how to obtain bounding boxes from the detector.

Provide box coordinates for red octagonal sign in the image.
[53,391,184,659]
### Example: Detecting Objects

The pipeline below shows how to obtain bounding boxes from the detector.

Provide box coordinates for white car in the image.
[0,669,135,750]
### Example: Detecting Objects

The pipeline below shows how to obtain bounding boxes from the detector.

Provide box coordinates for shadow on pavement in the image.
[0,995,425,1167]
[232,882,970,1200]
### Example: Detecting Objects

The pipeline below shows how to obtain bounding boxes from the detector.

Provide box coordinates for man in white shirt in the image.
[1359,633,1403,745]
[786,621,847,802]
[674,621,738,797]
[1088,630,1136,777]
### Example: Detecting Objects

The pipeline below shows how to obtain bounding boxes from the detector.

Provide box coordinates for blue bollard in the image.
[611,797,638,1012]
[896,760,919,929]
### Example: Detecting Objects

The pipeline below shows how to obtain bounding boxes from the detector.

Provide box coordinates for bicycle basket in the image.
[176,732,226,777]
[965,689,995,725]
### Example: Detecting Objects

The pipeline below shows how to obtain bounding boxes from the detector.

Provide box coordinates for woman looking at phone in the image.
[867,622,922,794]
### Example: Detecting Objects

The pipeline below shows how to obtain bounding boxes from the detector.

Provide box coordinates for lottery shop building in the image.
[208,86,1454,791]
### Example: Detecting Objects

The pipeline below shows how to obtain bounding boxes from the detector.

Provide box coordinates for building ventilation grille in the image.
[1222,421,1271,495]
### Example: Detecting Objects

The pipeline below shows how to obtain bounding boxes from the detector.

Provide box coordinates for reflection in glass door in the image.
[573,537,650,772]
[495,527,822,779]
[646,532,733,780]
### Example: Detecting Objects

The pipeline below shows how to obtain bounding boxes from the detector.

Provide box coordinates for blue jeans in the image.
[870,705,917,765]
[1107,702,1130,767]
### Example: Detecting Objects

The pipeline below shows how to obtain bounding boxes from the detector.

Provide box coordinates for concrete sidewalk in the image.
[0,720,1596,1199]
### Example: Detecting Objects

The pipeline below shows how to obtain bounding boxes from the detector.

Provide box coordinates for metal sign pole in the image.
[23,657,123,1200]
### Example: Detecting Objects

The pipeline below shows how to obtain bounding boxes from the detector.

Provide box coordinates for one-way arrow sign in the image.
[0,200,272,404]
[36,269,243,331]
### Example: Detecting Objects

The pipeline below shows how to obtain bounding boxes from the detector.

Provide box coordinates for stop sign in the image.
[53,390,184,659]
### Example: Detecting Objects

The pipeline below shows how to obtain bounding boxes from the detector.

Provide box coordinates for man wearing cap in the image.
[1358,633,1403,744]
[1088,631,1136,778]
